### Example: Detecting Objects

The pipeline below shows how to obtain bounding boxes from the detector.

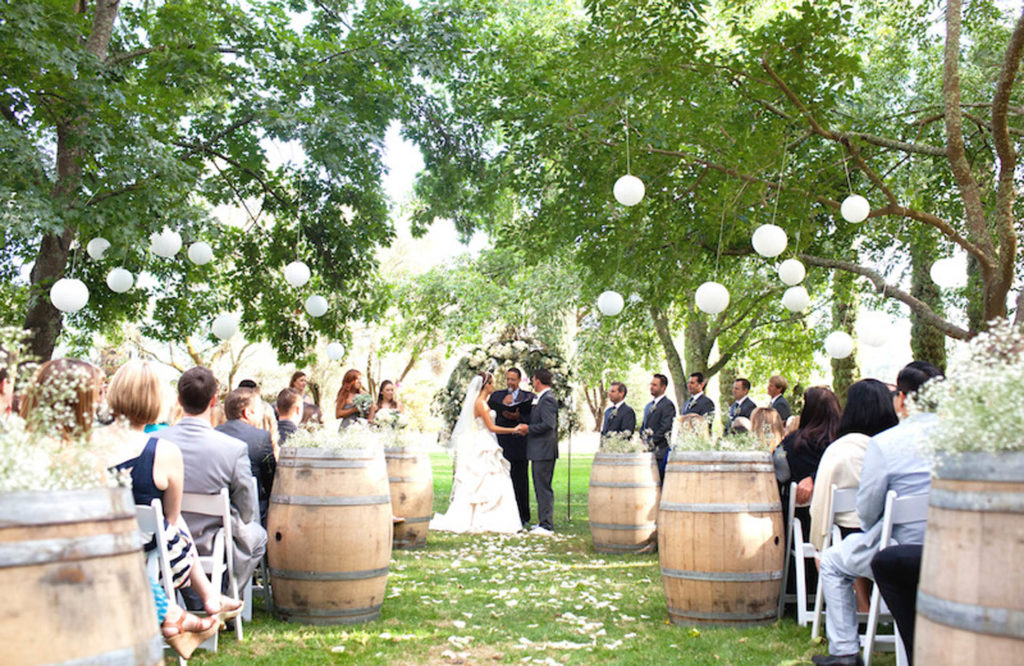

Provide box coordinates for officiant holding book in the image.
[488,367,534,527]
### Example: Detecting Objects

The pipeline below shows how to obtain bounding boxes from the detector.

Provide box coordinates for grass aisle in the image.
[193,453,888,665]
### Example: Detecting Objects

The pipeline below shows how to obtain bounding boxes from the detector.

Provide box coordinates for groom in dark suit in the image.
[487,367,534,526]
[601,381,636,437]
[515,367,558,535]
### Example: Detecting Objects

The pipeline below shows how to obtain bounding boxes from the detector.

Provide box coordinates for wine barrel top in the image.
[0,487,134,527]
[667,450,771,464]
[280,446,383,459]
[593,452,657,465]
[933,451,1024,482]
[384,448,429,456]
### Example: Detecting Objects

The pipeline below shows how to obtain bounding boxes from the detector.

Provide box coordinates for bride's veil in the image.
[449,374,484,477]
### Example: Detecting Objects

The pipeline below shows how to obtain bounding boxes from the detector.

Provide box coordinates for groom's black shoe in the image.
[811,654,863,666]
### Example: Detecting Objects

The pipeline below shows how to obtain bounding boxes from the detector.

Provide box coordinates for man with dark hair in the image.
[216,388,275,525]
[727,378,756,433]
[160,367,267,594]
[0,367,13,420]
[767,375,792,421]
[237,379,258,390]
[601,381,636,437]
[640,374,676,483]
[488,367,534,526]
[515,368,558,535]
[276,388,302,445]
[812,361,943,666]
[681,372,715,432]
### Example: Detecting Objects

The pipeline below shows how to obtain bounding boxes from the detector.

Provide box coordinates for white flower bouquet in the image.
[352,393,374,417]
[599,430,646,454]
[287,420,384,451]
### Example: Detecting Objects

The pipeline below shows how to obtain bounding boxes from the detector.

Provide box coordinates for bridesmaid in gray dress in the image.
[334,368,364,429]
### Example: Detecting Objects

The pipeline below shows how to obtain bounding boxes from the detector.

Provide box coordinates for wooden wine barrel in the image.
[0,488,162,665]
[658,450,784,627]
[268,446,392,624]
[588,451,660,553]
[916,452,1024,664]
[385,448,434,549]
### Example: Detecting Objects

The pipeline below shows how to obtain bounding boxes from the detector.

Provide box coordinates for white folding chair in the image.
[861,491,929,666]
[778,481,818,625]
[811,485,859,639]
[181,488,243,646]
[135,498,186,666]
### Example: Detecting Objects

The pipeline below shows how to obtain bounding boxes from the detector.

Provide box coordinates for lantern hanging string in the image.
[769,141,788,229]
[624,109,631,175]
[715,181,750,278]
[841,147,853,194]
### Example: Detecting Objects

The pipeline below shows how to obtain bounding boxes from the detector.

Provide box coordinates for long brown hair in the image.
[792,386,841,453]
[20,358,104,440]
[335,369,361,410]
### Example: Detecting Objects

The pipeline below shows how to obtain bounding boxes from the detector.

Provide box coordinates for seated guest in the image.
[750,407,785,450]
[368,379,403,423]
[19,358,105,442]
[600,381,636,437]
[276,388,302,445]
[812,362,943,666]
[730,416,751,434]
[784,414,800,435]
[216,387,275,526]
[159,367,267,593]
[677,412,711,440]
[237,379,258,390]
[777,386,841,514]
[96,360,242,620]
[259,400,280,453]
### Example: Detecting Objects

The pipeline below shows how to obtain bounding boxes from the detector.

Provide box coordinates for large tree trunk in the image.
[910,229,948,372]
[717,365,737,430]
[649,304,688,408]
[583,383,605,432]
[22,0,121,361]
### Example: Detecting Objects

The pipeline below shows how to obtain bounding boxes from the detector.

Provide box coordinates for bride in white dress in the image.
[431,372,524,533]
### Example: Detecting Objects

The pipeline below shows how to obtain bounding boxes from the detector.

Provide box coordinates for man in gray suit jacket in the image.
[515,367,558,535]
[640,374,676,483]
[216,387,275,526]
[161,367,267,589]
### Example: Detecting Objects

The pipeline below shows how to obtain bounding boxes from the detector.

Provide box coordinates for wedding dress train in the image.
[430,415,522,534]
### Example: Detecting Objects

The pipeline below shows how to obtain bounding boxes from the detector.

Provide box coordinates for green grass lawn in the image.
[192,453,893,665]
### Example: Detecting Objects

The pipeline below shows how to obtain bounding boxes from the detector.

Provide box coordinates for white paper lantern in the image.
[50,278,89,313]
[751,224,788,258]
[857,311,890,347]
[284,261,311,288]
[325,342,345,361]
[613,174,645,207]
[187,241,214,265]
[106,268,134,293]
[694,281,730,314]
[211,313,237,340]
[304,295,328,318]
[596,290,624,316]
[782,285,810,312]
[840,194,870,223]
[149,227,182,258]
[86,237,110,261]
[778,258,806,286]
[930,257,966,289]
[825,331,855,359]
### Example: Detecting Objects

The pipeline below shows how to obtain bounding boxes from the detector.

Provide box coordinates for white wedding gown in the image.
[430,414,523,534]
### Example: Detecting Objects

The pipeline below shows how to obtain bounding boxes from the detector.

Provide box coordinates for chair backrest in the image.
[826,485,859,547]
[180,488,236,590]
[878,490,930,551]
[135,498,175,599]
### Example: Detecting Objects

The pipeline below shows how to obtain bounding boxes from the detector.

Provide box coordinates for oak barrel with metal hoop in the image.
[588,451,660,553]
[385,448,434,548]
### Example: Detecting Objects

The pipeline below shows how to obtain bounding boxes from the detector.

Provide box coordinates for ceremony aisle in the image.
[191,454,891,665]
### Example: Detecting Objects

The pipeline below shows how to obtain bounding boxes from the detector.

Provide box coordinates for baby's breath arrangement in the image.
[375,408,414,449]
[599,430,646,454]
[286,420,385,451]
[917,318,1024,454]
[0,415,124,492]
[670,416,764,452]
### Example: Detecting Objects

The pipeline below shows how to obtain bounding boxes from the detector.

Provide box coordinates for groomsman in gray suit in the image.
[601,381,636,437]
[515,368,558,535]
[161,367,267,590]
[640,374,676,483]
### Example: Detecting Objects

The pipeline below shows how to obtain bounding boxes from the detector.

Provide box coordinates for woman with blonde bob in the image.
[96,360,241,654]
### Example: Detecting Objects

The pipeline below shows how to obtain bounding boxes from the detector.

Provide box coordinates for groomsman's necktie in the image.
[643,400,654,424]
[683,397,693,413]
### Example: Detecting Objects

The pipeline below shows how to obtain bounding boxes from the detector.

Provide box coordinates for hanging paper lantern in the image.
[840,194,870,223]
[778,258,806,286]
[49,278,89,313]
[211,314,237,340]
[613,174,645,207]
[782,286,810,312]
[86,237,110,261]
[751,224,788,258]
[284,261,311,288]
[106,268,134,293]
[596,290,624,316]
[694,281,730,314]
[304,295,328,318]
[149,227,182,258]
[187,241,214,265]
[857,312,890,347]
[825,331,855,359]
[325,342,345,361]
[930,257,966,289]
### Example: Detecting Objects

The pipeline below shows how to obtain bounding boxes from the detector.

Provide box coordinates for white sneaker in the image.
[529,525,554,536]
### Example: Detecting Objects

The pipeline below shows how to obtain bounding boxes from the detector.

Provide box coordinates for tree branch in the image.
[798,253,973,340]
[105,44,167,66]
[173,139,289,206]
